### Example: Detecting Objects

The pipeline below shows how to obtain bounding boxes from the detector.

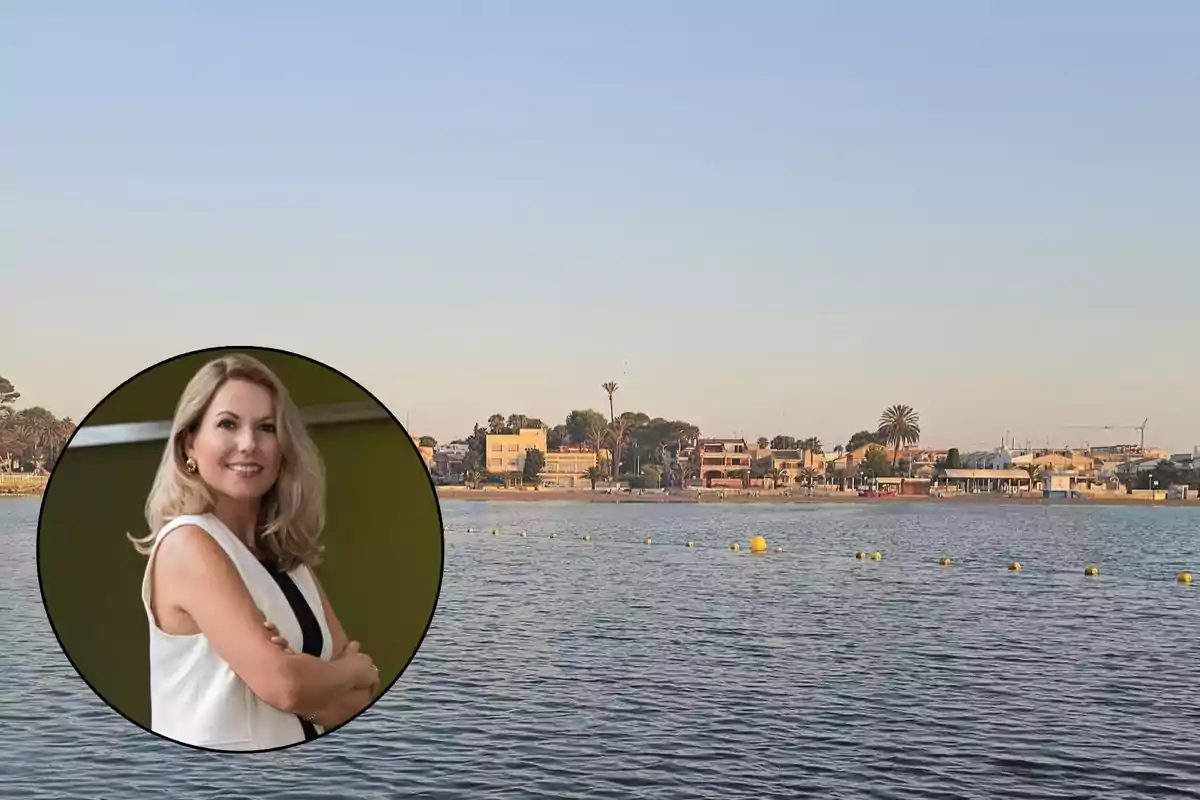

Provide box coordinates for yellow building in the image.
[768,451,805,485]
[539,450,600,488]
[698,438,752,486]
[409,433,434,470]
[485,427,548,473]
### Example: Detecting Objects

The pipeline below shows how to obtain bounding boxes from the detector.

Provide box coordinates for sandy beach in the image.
[0,476,47,498]
[436,485,1196,507]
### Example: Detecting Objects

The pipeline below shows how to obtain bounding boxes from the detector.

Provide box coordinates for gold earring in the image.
[185,457,198,474]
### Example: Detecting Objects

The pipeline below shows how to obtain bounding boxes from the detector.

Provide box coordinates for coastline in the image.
[0,475,47,498]
[436,486,1198,508]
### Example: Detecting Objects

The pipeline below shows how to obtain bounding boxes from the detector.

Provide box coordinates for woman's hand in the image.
[263,620,295,655]
[263,622,378,689]
[336,640,380,692]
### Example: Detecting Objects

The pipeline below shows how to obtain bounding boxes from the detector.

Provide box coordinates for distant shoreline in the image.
[0,475,47,498]
[436,486,1197,508]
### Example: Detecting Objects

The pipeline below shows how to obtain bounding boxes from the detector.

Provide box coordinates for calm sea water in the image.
[2,497,1198,798]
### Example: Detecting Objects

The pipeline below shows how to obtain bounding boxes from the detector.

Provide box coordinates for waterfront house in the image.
[485,427,548,473]
[432,451,466,482]
[539,447,599,488]
[697,438,752,487]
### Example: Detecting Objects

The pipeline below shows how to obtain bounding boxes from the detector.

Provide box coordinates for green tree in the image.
[799,466,818,491]
[487,414,507,434]
[11,407,65,470]
[0,376,18,421]
[607,415,638,480]
[464,423,488,467]
[522,448,545,485]
[944,448,962,469]
[566,409,607,447]
[800,436,822,470]
[756,436,770,449]
[846,430,885,452]
[547,424,570,449]
[670,458,696,489]
[584,466,605,490]
[877,405,921,470]
[418,436,437,448]
[770,435,798,450]
[631,464,662,490]
[584,414,608,457]
[464,456,486,488]
[860,446,891,480]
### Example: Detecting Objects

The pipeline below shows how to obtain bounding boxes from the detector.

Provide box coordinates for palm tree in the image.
[465,465,486,489]
[585,415,608,459]
[1022,462,1042,491]
[601,382,619,423]
[801,436,823,470]
[766,467,784,489]
[607,416,636,481]
[799,466,818,494]
[672,458,696,489]
[584,466,605,491]
[878,405,921,471]
[0,426,19,472]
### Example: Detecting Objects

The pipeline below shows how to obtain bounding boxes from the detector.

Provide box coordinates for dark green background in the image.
[38,347,444,732]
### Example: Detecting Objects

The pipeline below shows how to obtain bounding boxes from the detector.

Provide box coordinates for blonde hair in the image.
[127,353,326,571]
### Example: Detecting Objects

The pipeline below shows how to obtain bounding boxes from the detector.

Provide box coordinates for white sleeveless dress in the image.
[140,513,333,750]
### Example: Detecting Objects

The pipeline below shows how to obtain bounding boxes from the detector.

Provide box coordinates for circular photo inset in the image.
[37,347,444,753]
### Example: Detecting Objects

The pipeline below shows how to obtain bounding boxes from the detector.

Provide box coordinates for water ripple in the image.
[2,499,1199,797]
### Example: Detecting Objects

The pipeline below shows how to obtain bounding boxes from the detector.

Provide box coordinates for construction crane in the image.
[1064,418,1149,451]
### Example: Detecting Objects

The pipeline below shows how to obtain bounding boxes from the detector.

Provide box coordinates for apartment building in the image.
[540,448,599,488]
[697,438,751,487]
[485,427,548,473]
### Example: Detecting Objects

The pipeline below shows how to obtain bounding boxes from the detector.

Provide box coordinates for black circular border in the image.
[34,344,447,755]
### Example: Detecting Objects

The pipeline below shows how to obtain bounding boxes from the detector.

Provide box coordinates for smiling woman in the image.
[36,346,444,754]
[125,354,381,751]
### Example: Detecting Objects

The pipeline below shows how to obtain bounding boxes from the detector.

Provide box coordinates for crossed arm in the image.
[154,526,380,728]
[274,574,380,730]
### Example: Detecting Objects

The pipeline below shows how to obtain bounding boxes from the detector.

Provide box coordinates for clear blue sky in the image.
[4,1,1198,451]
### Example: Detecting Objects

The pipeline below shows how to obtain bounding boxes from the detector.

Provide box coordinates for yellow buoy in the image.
[749,535,768,554]
[1179,571,1193,584]
[549,533,558,539]
[774,546,785,553]
[492,528,498,536]
[938,557,952,566]
[644,536,653,545]
[855,551,868,560]
[1008,561,1022,571]
[583,534,593,541]
[685,540,696,548]
[1084,565,1099,577]
[870,551,882,561]
[730,542,741,552]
